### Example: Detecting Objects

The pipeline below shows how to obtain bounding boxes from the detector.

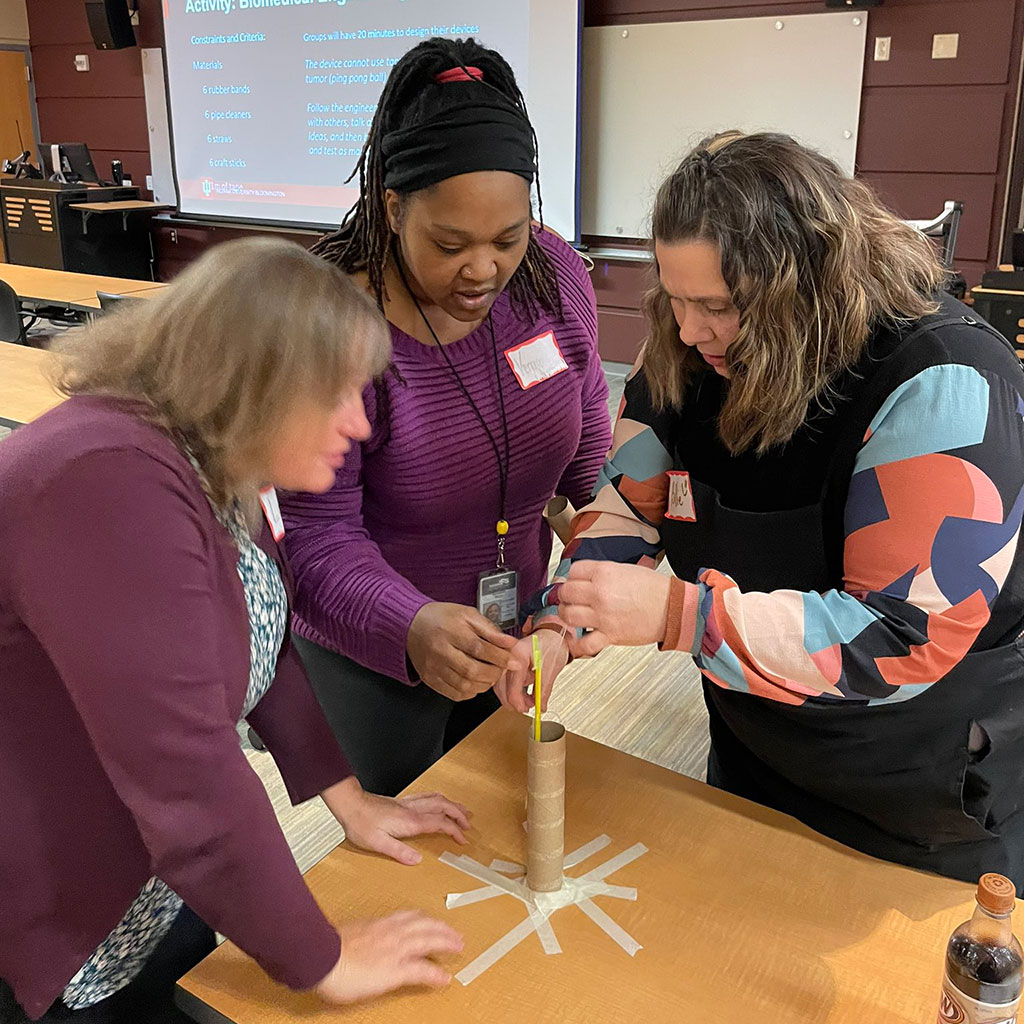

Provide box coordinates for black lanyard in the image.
[393,253,512,567]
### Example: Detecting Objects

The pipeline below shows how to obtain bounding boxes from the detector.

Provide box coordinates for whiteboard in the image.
[581,12,867,238]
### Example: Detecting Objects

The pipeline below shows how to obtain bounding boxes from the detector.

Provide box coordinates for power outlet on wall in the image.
[873,36,891,61]
[932,33,959,59]
[74,54,90,72]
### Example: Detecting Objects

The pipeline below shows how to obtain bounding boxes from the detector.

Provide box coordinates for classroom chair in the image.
[96,291,143,313]
[0,280,27,345]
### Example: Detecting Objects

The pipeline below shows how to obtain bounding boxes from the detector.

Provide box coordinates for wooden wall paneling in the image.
[152,221,319,281]
[597,307,646,364]
[135,0,166,48]
[861,0,1014,88]
[89,148,152,188]
[30,45,144,99]
[34,96,150,151]
[997,0,1024,262]
[25,0,96,46]
[857,85,1006,175]
[591,257,652,307]
[958,260,989,288]
[586,0,817,27]
[858,171,997,262]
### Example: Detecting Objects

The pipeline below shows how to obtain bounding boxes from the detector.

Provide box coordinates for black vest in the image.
[663,297,1024,888]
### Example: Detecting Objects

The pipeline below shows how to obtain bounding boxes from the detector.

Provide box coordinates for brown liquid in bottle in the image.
[939,874,1022,1024]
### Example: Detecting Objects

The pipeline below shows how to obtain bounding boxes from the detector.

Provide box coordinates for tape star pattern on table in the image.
[441,834,647,985]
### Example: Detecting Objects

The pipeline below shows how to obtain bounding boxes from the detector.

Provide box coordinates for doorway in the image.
[0,47,39,262]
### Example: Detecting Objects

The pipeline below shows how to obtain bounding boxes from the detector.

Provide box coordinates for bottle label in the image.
[940,972,1020,1024]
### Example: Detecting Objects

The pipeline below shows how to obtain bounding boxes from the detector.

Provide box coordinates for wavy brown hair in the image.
[55,237,390,506]
[643,131,945,454]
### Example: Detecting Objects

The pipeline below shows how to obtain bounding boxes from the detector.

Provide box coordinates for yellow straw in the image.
[532,634,542,741]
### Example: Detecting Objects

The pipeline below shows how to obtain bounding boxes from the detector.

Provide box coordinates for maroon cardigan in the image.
[0,396,350,1019]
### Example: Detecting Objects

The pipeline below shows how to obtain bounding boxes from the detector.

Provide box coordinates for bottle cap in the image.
[978,873,1017,914]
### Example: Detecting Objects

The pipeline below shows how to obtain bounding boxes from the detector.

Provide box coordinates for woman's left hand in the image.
[559,560,671,655]
[322,776,471,865]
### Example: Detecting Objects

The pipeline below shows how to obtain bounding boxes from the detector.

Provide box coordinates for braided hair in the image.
[311,37,562,319]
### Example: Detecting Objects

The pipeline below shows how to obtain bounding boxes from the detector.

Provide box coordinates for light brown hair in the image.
[643,131,945,454]
[56,236,390,504]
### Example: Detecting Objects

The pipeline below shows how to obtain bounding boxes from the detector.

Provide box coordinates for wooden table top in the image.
[0,263,166,310]
[178,710,992,1024]
[68,201,174,213]
[0,340,62,425]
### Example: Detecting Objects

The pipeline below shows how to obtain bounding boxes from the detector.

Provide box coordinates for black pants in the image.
[293,635,500,797]
[0,905,215,1024]
[705,739,1024,892]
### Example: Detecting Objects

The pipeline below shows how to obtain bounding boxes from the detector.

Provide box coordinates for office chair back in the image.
[905,200,963,272]
[96,291,142,313]
[0,279,26,344]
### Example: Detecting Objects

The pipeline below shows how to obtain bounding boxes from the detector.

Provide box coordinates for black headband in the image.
[381,102,536,193]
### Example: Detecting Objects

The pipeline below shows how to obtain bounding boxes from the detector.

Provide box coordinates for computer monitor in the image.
[61,143,101,184]
[40,143,102,184]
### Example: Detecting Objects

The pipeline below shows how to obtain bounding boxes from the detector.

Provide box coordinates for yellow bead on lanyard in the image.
[496,520,509,536]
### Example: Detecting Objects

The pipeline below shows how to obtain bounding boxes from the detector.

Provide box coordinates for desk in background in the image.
[178,710,983,1024]
[970,285,1024,358]
[0,341,62,431]
[0,264,166,313]
[0,180,152,279]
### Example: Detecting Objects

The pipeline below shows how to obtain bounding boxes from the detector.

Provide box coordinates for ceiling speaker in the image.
[85,0,137,51]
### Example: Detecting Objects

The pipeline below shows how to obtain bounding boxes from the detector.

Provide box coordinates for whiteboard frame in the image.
[581,12,868,239]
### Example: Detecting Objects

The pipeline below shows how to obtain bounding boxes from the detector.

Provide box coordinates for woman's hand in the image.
[406,602,528,701]
[558,561,671,656]
[315,912,463,1004]
[493,629,570,714]
[322,776,472,865]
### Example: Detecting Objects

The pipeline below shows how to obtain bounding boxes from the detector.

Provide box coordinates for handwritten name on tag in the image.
[665,471,696,522]
[259,486,285,541]
[504,331,569,390]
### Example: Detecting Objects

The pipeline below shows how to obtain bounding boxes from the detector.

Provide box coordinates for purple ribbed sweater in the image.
[282,231,611,682]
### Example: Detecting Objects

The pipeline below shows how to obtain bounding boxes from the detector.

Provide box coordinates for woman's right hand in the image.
[315,912,463,1004]
[406,602,527,701]
[494,628,570,714]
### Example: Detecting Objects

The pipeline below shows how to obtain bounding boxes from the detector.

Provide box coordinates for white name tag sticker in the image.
[665,471,696,522]
[259,486,285,541]
[504,331,569,390]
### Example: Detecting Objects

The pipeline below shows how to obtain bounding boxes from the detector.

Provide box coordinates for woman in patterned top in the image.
[281,37,610,795]
[0,238,469,1023]
[509,132,1024,888]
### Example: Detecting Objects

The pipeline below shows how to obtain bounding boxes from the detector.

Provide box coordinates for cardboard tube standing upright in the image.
[543,496,577,546]
[527,720,566,892]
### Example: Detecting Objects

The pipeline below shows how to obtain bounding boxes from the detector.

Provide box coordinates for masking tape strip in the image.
[586,883,637,901]
[444,838,647,983]
[563,834,611,869]
[489,859,525,875]
[576,898,643,957]
[446,884,505,909]
[441,853,527,901]
[577,843,648,884]
[528,907,562,955]
[455,916,538,986]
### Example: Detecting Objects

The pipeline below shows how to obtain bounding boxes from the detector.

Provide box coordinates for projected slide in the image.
[162,0,580,237]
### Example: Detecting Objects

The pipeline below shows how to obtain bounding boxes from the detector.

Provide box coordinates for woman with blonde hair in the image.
[509,132,1024,887]
[0,237,469,1023]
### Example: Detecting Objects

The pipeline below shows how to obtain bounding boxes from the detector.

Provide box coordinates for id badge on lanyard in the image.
[477,566,519,632]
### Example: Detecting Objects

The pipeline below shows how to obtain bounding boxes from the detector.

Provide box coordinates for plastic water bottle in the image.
[938,873,1022,1024]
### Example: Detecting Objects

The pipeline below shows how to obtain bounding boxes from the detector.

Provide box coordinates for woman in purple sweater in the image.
[281,38,611,795]
[0,239,468,1023]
